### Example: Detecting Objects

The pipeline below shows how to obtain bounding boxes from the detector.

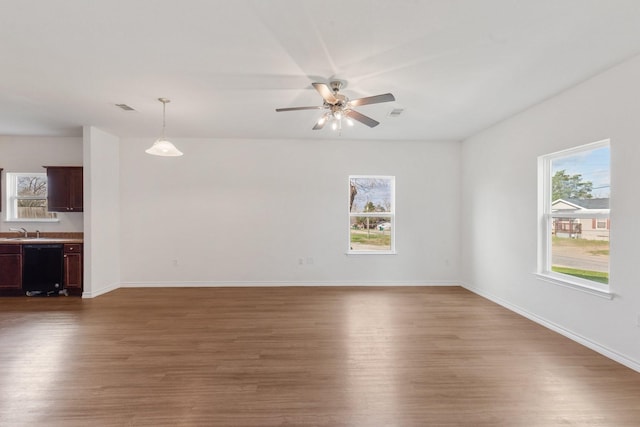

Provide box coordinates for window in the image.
[596,219,608,230]
[348,176,395,254]
[538,140,610,293]
[5,173,57,221]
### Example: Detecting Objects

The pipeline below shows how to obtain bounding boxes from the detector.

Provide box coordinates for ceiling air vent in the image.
[388,108,404,118]
[115,104,136,111]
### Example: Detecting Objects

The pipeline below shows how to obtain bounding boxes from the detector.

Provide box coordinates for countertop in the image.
[0,232,83,245]
[0,238,83,244]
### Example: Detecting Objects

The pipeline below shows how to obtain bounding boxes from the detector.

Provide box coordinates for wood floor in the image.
[1,287,639,426]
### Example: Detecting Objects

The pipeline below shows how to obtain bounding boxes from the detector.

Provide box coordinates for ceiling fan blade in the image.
[349,93,395,107]
[346,110,380,127]
[312,114,329,130]
[275,106,324,112]
[312,83,338,104]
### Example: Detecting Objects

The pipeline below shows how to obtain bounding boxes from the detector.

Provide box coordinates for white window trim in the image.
[347,175,396,255]
[5,172,59,223]
[537,139,611,296]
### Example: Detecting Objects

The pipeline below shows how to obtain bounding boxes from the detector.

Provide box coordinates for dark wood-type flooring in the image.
[1,287,639,426]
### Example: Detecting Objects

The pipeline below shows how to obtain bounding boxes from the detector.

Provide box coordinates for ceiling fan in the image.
[276,80,395,131]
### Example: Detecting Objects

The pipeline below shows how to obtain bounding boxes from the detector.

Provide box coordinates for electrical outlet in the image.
[298,258,304,266]
[306,257,314,265]
[172,259,179,267]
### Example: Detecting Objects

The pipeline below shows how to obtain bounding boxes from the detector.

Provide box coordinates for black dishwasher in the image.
[22,244,65,296]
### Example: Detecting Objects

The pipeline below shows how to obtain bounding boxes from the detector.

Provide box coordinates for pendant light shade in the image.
[146,98,183,157]
[145,138,183,156]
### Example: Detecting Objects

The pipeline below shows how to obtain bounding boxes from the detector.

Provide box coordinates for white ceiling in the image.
[2,0,640,141]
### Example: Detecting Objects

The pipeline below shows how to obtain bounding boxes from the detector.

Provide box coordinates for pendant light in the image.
[146,98,183,157]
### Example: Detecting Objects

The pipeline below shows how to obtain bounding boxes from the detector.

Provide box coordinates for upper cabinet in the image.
[44,166,83,212]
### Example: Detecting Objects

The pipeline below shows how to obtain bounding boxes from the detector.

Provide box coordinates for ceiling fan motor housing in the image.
[329,80,345,92]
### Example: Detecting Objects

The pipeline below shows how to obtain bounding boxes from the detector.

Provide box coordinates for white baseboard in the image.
[119,280,460,288]
[461,282,640,374]
[82,281,120,298]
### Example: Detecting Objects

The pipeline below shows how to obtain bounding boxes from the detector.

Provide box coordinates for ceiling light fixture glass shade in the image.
[324,105,353,131]
[145,138,183,156]
[146,98,183,157]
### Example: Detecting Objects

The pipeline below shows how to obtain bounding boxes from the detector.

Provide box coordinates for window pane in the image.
[350,177,393,213]
[350,216,392,251]
[549,144,610,285]
[17,176,47,197]
[17,199,56,219]
[550,145,609,205]
[551,220,609,284]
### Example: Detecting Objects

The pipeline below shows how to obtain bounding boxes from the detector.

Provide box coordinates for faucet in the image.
[9,227,28,238]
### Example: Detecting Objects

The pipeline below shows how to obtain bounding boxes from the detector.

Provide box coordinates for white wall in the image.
[119,138,460,286]
[461,54,640,370]
[0,136,83,232]
[83,127,120,297]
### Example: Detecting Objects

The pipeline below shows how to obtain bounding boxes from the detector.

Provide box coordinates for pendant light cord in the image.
[158,97,170,140]
[162,100,167,140]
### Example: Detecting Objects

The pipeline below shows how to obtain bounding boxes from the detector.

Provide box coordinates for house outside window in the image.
[538,140,610,293]
[348,176,395,254]
[5,173,57,221]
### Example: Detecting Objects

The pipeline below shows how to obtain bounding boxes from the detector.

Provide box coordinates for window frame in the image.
[5,172,58,223]
[348,175,396,255]
[537,139,611,298]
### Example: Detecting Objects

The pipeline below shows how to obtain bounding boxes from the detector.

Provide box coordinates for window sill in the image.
[347,251,397,255]
[535,273,613,300]
[4,218,60,223]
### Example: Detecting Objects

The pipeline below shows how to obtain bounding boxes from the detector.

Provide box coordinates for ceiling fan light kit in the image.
[276,80,395,132]
[146,98,183,157]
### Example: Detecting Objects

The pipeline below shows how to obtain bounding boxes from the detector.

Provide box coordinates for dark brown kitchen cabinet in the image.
[64,244,83,294]
[44,166,83,212]
[0,245,22,293]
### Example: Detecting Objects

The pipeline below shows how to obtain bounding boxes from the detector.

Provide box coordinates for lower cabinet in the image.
[0,243,82,296]
[0,245,23,295]
[64,244,83,295]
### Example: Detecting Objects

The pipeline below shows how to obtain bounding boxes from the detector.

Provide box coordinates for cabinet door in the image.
[0,253,22,290]
[64,253,82,289]
[45,167,83,212]
[64,253,82,290]
[0,168,3,212]
[46,167,69,212]
[68,167,83,212]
